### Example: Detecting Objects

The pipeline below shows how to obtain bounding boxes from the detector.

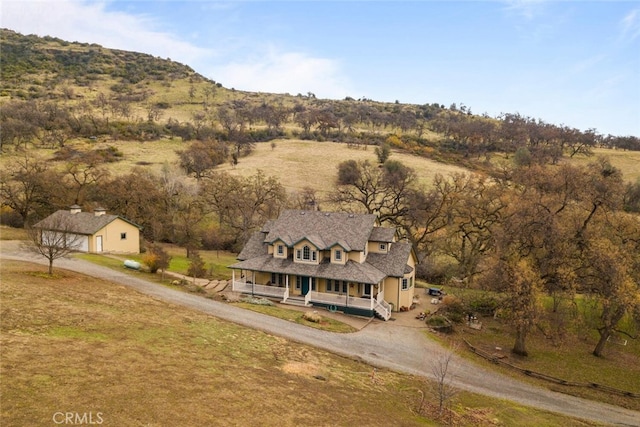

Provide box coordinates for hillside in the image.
[2,27,638,158]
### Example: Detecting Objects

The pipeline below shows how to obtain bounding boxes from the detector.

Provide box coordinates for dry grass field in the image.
[83,139,640,202]
[79,138,469,198]
[2,140,636,204]
[1,260,598,427]
[567,147,640,182]
[216,140,470,196]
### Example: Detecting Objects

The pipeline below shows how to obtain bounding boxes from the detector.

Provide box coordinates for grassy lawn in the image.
[233,302,357,333]
[78,243,237,280]
[0,225,27,240]
[1,260,601,427]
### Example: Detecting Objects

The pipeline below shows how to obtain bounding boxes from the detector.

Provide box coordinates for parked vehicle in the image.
[427,287,445,297]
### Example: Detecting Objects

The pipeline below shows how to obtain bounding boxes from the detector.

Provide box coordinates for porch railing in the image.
[307,291,374,310]
[304,291,312,306]
[232,280,287,299]
[232,283,390,318]
[374,299,392,321]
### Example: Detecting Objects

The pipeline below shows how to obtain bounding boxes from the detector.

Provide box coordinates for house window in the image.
[271,273,284,285]
[311,277,316,291]
[402,278,412,291]
[335,249,342,261]
[379,243,386,251]
[120,232,127,240]
[363,283,372,297]
[297,245,316,262]
[295,277,301,289]
[327,279,345,293]
[277,244,284,255]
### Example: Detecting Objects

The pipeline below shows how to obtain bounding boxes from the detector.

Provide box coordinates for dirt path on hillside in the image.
[1,242,639,426]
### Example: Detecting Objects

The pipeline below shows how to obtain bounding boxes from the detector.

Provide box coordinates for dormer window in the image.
[379,243,386,251]
[335,249,342,261]
[277,244,284,255]
[296,244,317,262]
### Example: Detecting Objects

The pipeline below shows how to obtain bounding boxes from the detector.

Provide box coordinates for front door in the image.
[96,235,103,252]
[301,276,310,295]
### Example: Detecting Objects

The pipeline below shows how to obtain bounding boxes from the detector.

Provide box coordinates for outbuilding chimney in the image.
[94,207,106,217]
[70,205,82,214]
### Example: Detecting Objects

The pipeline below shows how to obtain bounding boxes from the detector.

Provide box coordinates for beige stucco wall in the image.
[367,241,389,254]
[348,250,365,263]
[243,271,271,285]
[382,248,417,311]
[382,278,414,311]
[89,219,140,254]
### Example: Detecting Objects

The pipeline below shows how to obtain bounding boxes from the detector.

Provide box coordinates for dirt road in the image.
[2,243,638,426]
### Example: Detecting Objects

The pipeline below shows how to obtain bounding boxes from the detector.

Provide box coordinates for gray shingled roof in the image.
[33,210,141,235]
[369,227,396,243]
[367,241,414,277]
[237,231,268,261]
[232,210,414,283]
[263,210,377,251]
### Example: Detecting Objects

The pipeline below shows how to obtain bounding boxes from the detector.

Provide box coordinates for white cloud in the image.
[213,46,353,99]
[0,0,211,67]
[501,0,548,20]
[620,8,640,43]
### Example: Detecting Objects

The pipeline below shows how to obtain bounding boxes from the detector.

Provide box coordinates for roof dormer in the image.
[294,239,319,264]
[330,242,349,265]
[272,239,287,258]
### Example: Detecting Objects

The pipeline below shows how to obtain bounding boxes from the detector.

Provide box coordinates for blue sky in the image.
[2,1,639,136]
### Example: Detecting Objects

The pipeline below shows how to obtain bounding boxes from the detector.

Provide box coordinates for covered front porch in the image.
[231,270,391,320]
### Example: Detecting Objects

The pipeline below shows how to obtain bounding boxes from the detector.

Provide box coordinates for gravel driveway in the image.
[2,243,639,426]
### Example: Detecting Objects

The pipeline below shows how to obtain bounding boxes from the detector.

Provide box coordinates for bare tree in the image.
[431,347,458,420]
[26,214,83,274]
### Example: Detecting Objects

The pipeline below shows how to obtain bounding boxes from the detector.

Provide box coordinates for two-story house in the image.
[229,210,417,320]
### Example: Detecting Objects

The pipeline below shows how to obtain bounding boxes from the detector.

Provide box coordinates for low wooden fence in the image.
[463,339,640,399]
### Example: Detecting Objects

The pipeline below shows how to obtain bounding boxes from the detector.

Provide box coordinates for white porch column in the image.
[251,271,256,296]
[370,286,374,309]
